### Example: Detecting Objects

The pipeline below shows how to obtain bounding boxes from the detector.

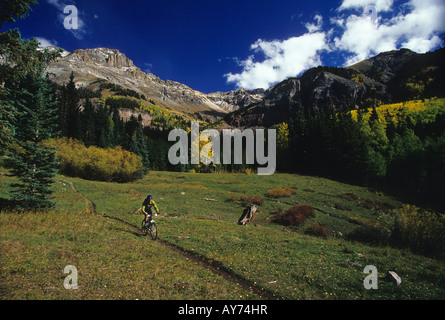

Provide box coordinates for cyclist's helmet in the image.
[146,195,153,201]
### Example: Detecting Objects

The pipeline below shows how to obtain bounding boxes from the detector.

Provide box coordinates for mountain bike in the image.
[141,215,158,240]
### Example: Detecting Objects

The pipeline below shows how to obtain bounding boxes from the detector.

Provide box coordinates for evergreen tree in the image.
[288,108,307,171]
[7,71,60,210]
[1,28,59,153]
[147,138,170,171]
[0,86,16,154]
[81,98,96,146]
[59,72,82,139]
[331,110,369,182]
[322,108,337,170]
[110,104,125,147]
[94,104,112,148]
[1,2,61,210]
[0,0,37,28]
[130,115,149,169]
[366,107,389,180]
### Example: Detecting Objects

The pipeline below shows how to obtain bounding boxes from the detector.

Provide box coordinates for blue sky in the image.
[2,0,445,93]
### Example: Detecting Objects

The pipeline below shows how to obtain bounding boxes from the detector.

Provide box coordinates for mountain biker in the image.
[142,195,160,225]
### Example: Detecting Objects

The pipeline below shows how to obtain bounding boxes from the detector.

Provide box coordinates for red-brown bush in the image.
[310,222,329,238]
[274,205,315,226]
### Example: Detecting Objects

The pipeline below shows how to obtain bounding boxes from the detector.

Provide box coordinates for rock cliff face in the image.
[207,88,266,112]
[225,78,302,128]
[225,48,445,128]
[225,70,375,128]
[46,47,273,117]
[299,68,370,109]
[46,46,444,129]
[118,108,152,127]
[46,48,225,116]
[347,49,418,84]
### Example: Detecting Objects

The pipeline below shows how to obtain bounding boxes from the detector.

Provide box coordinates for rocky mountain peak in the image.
[46,47,254,119]
[67,48,136,69]
[347,48,418,83]
[224,48,445,128]
[46,46,267,117]
[207,88,266,112]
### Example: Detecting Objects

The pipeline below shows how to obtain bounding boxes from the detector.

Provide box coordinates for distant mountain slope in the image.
[224,48,445,128]
[45,46,445,128]
[46,47,221,116]
[206,88,266,112]
[45,47,263,121]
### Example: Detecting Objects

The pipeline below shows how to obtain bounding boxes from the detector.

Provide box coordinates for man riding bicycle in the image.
[142,195,160,224]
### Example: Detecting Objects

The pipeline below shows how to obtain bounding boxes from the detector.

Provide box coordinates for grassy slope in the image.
[0,173,259,300]
[1,170,444,300]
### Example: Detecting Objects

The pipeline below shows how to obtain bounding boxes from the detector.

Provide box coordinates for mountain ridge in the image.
[45,46,445,128]
[223,47,445,128]
[45,47,262,119]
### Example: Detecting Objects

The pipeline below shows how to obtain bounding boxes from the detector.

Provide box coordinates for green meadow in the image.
[1,169,444,300]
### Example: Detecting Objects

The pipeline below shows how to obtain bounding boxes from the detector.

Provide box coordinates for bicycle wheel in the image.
[149,222,157,240]
[141,220,149,236]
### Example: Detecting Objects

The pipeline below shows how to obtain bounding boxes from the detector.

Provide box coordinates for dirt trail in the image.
[59,179,96,214]
[58,178,281,300]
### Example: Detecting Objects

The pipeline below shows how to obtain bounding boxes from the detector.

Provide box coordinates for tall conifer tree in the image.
[7,70,60,210]
[81,97,96,146]
[1,1,60,210]
[130,116,149,170]
[59,72,82,139]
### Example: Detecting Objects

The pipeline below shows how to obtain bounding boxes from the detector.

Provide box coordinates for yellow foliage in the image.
[276,122,290,151]
[46,138,145,182]
[350,98,445,126]
[393,204,445,256]
[395,205,445,236]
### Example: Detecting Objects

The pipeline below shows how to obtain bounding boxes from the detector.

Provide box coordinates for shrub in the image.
[391,205,445,258]
[346,205,445,258]
[266,188,297,198]
[346,225,391,246]
[240,195,265,206]
[274,205,315,226]
[309,222,329,238]
[46,138,145,183]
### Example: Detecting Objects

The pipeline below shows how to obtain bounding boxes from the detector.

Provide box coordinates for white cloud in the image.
[305,15,323,33]
[47,0,63,8]
[339,0,394,12]
[225,0,445,89]
[335,0,445,65]
[225,32,328,90]
[35,37,58,48]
